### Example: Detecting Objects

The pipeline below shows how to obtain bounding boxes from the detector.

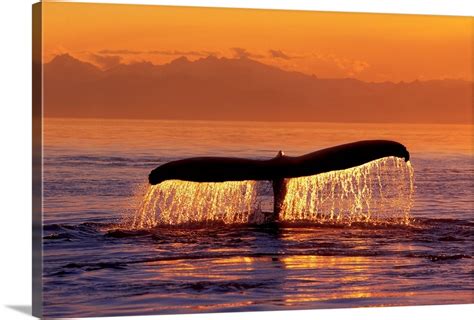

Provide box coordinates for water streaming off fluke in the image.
[130,156,414,228]
[280,157,414,225]
[131,180,259,228]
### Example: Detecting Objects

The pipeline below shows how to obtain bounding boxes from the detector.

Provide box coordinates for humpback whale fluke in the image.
[148,140,410,217]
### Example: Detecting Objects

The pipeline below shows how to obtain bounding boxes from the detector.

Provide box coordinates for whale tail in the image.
[148,140,410,219]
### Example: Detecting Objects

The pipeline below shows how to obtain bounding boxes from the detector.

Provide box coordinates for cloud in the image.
[231,47,265,59]
[352,60,370,73]
[148,50,218,57]
[89,53,122,69]
[98,49,142,55]
[97,49,219,57]
[268,49,292,60]
[311,53,370,77]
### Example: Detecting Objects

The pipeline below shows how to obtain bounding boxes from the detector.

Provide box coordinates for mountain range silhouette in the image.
[43,53,472,123]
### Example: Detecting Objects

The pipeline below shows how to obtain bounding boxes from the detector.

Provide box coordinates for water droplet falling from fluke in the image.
[131,180,259,228]
[130,157,414,228]
[280,157,414,225]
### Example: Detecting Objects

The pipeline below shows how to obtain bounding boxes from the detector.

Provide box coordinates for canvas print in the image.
[32,1,473,318]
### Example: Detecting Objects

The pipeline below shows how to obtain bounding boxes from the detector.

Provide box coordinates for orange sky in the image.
[42,2,472,82]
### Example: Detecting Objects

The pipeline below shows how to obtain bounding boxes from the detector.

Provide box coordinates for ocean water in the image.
[42,118,473,317]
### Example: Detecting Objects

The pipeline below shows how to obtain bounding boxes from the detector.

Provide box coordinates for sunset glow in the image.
[42,2,472,82]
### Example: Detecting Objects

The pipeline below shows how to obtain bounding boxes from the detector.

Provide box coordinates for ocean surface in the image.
[42,119,473,317]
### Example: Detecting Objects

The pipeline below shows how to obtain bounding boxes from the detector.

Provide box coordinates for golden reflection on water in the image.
[211,256,257,273]
[279,254,416,305]
[141,253,420,307]
[144,256,260,281]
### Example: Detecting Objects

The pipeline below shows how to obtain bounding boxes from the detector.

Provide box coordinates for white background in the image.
[0,1,472,319]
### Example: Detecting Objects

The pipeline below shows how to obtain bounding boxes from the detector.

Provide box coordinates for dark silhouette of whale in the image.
[148,140,410,217]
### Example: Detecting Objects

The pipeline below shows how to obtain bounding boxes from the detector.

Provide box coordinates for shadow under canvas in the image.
[6,305,32,316]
